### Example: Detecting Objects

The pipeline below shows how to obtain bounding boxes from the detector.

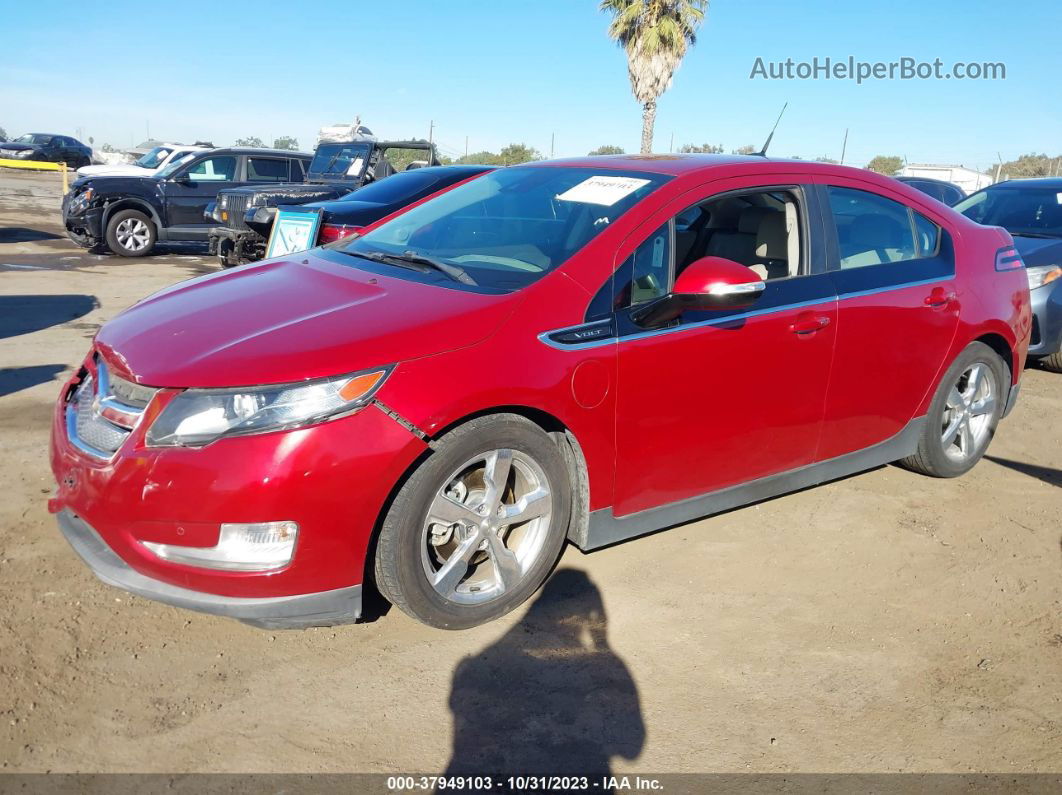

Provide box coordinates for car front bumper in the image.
[49,366,429,626]
[1029,280,1062,357]
[56,509,363,629]
[61,194,104,247]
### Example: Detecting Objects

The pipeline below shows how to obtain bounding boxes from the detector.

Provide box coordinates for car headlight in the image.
[14,150,33,158]
[146,367,391,447]
[1027,265,1062,290]
[68,187,94,213]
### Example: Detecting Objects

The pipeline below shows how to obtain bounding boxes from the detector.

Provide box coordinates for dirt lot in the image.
[0,169,1059,776]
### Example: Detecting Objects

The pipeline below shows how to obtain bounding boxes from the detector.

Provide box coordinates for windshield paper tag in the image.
[346,157,365,176]
[1057,192,1062,204]
[557,176,651,206]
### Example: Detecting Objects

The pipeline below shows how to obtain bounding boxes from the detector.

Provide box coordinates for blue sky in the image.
[2,0,1058,172]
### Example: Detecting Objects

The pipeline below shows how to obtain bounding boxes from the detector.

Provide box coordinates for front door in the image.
[162,154,240,233]
[612,176,837,518]
[813,178,961,460]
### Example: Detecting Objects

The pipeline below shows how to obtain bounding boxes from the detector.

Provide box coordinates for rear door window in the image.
[827,187,919,268]
[247,157,290,182]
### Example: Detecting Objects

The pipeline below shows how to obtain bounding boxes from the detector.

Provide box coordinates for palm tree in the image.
[600,0,708,154]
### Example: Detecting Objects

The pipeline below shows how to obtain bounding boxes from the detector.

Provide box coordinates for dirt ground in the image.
[0,169,1059,776]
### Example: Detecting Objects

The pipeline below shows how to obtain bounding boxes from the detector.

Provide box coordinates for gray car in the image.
[955,178,1062,372]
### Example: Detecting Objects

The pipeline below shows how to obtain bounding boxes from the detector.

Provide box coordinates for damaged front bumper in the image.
[61,192,104,249]
[208,224,267,265]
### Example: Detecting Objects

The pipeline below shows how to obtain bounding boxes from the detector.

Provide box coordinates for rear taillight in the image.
[318,224,363,244]
[995,246,1024,271]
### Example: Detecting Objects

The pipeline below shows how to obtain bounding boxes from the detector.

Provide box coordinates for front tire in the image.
[900,342,1006,478]
[374,414,572,629]
[105,209,156,257]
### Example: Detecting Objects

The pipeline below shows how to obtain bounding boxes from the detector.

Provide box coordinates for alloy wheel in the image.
[420,449,553,605]
[115,218,151,252]
[940,363,996,463]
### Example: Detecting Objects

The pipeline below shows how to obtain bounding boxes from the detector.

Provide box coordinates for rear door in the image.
[813,177,960,459]
[162,154,240,233]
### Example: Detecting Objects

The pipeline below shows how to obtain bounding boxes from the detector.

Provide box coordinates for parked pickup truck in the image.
[208,139,439,266]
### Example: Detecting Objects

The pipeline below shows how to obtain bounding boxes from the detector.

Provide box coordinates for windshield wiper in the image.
[354,250,478,286]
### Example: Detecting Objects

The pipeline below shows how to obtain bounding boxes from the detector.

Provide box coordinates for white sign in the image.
[556,176,651,206]
[346,157,365,176]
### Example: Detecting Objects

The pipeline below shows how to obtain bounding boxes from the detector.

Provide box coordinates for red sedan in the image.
[49,155,1032,629]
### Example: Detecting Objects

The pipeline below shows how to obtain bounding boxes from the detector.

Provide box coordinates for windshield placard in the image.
[556,175,651,206]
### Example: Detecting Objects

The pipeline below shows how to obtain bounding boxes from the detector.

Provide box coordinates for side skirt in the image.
[576,417,925,551]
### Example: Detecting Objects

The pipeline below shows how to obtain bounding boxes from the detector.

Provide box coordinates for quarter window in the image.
[621,223,672,305]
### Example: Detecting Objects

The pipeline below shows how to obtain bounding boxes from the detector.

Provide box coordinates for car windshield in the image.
[14,134,50,144]
[135,147,174,169]
[334,166,669,291]
[309,143,374,177]
[955,187,1062,238]
[154,153,198,180]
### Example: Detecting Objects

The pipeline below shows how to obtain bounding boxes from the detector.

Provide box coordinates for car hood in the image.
[1012,235,1062,267]
[78,164,153,178]
[1,143,40,152]
[95,252,521,388]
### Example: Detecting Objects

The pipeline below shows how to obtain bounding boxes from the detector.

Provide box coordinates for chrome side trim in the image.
[537,275,952,352]
[575,416,926,551]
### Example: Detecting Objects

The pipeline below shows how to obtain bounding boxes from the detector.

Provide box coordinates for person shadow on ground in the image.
[444,568,645,779]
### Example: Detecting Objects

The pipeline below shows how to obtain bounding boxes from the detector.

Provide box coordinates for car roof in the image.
[525,153,893,182]
[214,147,313,157]
[989,177,1062,190]
[896,175,961,188]
[399,164,497,175]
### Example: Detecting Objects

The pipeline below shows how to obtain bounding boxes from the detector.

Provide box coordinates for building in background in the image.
[898,164,993,194]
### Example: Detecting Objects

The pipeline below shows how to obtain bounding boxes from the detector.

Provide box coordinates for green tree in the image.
[101,143,118,153]
[678,142,723,153]
[589,144,626,155]
[815,156,839,164]
[498,143,542,165]
[0,126,7,142]
[866,155,903,176]
[272,136,299,151]
[731,144,757,155]
[601,0,709,154]
[234,136,265,147]
[457,150,502,165]
[996,152,1061,179]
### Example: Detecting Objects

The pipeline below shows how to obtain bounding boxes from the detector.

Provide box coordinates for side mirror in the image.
[172,173,193,185]
[631,256,766,328]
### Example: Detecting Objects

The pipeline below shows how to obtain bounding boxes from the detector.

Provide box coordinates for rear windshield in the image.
[956,187,1062,238]
[308,143,374,177]
[339,169,457,205]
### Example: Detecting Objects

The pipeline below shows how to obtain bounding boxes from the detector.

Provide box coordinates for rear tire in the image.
[1037,351,1062,374]
[374,414,571,629]
[899,342,1006,478]
[105,209,156,257]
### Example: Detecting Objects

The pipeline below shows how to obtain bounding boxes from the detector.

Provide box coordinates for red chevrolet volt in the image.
[49,155,1031,629]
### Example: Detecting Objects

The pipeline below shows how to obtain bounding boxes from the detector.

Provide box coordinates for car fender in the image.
[101,195,164,230]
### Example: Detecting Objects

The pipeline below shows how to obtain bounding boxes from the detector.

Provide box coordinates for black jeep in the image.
[61,147,311,256]
[208,139,439,266]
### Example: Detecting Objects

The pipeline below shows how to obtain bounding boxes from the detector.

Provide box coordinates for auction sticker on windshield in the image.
[556,175,651,206]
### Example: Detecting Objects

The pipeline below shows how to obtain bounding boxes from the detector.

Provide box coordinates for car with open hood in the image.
[49,155,1031,630]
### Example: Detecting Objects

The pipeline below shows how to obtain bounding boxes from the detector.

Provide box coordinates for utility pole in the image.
[465,136,468,158]
[669,132,674,153]
[428,120,434,151]
[840,128,849,165]
[994,152,1004,184]
[550,132,555,159]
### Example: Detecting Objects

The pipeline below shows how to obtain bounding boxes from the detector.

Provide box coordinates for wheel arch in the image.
[972,331,1015,384]
[102,197,162,230]
[361,404,592,598]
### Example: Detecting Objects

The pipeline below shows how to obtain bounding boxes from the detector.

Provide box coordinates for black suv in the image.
[1,133,93,168]
[209,139,438,265]
[62,147,311,256]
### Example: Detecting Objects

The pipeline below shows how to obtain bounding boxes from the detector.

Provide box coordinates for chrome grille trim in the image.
[65,360,158,460]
